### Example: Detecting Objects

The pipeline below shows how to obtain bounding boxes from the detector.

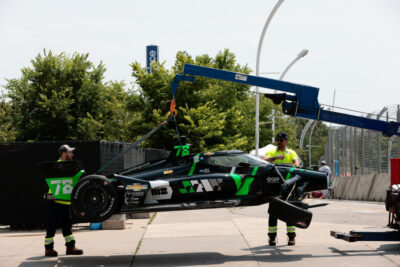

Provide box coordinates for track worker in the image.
[44,144,83,257]
[264,132,300,246]
[319,160,332,199]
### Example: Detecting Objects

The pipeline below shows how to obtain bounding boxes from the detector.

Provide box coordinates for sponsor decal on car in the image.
[151,188,168,195]
[127,183,148,191]
[179,179,223,194]
[266,177,281,183]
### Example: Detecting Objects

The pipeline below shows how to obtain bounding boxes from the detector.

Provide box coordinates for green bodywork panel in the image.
[285,167,305,180]
[231,167,258,196]
[45,170,83,200]
[179,180,195,194]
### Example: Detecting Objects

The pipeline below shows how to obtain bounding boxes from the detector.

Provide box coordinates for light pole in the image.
[255,0,285,157]
[271,49,309,143]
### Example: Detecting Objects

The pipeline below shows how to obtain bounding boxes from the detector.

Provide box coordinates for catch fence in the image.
[324,104,400,176]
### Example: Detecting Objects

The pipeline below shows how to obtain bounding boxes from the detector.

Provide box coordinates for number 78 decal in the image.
[45,170,83,200]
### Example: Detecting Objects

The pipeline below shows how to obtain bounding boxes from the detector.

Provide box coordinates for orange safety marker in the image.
[170,99,178,116]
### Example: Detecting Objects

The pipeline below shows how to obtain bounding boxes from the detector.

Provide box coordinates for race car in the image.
[67,145,328,229]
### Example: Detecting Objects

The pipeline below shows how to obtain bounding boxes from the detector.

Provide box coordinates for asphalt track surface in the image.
[1,199,399,266]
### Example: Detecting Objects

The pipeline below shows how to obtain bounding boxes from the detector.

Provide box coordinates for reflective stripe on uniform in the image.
[64,234,75,243]
[45,237,54,245]
[55,200,71,205]
[268,226,278,233]
[286,226,296,233]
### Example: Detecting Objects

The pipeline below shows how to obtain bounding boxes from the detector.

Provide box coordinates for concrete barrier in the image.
[102,214,126,230]
[335,176,352,200]
[367,173,390,202]
[129,212,151,219]
[344,176,359,200]
[354,173,376,201]
[337,176,350,200]
[331,173,389,202]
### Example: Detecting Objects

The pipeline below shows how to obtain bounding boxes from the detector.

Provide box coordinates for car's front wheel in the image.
[71,175,117,222]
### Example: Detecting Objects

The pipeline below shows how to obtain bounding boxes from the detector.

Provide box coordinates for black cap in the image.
[58,144,75,154]
[276,132,289,140]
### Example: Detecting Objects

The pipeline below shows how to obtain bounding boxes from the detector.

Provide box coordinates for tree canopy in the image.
[4,50,131,141]
[1,49,328,168]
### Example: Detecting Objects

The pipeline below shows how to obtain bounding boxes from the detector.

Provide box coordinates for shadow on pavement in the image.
[19,244,400,266]
[20,255,133,267]
[133,244,400,266]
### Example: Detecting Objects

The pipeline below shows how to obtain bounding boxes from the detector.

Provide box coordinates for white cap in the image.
[58,144,75,154]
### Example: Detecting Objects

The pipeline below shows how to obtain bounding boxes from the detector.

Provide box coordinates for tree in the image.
[4,50,130,141]
[129,49,274,152]
[0,97,17,143]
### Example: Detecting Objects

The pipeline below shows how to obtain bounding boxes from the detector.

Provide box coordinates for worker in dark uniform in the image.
[264,132,300,246]
[44,144,83,257]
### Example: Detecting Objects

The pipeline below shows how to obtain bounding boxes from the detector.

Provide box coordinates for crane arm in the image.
[171,64,400,137]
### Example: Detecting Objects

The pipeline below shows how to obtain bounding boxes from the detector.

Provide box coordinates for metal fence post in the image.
[387,111,390,173]
[377,120,381,174]
[398,105,400,159]
[336,129,340,175]
[349,127,353,175]
[361,129,364,175]
[354,127,358,175]
[342,127,346,176]
[329,129,333,169]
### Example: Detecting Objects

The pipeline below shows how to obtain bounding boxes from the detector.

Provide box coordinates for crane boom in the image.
[171,64,400,137]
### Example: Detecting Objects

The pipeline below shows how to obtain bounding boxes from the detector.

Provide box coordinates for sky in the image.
[1,0,400,115]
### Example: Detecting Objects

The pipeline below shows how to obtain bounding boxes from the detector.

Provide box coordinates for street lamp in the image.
[271,49,309,143]
[279,49,308,80]
[255,0,285,157]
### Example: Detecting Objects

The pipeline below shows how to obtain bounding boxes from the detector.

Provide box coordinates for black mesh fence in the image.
[0,140,167,226]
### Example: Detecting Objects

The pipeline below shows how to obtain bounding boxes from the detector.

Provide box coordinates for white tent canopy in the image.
[249,144,276,158]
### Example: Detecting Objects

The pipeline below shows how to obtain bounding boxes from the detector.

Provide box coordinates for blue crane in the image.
[171,64,400,137]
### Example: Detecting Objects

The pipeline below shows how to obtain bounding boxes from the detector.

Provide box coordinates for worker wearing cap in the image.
[44,144,83,257]
[319,160,331,199]
[264,132,300,246]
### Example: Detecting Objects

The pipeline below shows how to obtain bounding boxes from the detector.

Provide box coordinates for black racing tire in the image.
[71,175,117,222]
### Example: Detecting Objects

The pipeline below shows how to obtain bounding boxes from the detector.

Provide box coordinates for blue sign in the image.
[334,160,339,176]
[146,45,159,74]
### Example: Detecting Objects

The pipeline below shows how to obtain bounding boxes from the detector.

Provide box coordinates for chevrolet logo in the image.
[127,183,148,191]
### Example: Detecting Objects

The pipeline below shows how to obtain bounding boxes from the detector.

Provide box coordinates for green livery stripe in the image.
[251,166,259,176]
[179,180,194,194]
[285,167,305,180]
[188,154,200,176]
[230,173,255,196]
[285,167,295,180]
[231,174,242,190]
[236,177,254,195]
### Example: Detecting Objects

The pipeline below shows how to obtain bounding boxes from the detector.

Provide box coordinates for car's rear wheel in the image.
[71,175,117,222]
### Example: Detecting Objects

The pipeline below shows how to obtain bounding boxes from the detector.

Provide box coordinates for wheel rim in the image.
[82,185,108,212]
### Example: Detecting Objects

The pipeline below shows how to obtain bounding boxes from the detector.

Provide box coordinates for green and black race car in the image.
[45,145,328,229]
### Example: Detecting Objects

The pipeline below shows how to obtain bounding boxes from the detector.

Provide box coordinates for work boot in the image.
[287,233,296,246]
[45,248,58,257]
[268,234,277,246]
[66,246,83,255]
